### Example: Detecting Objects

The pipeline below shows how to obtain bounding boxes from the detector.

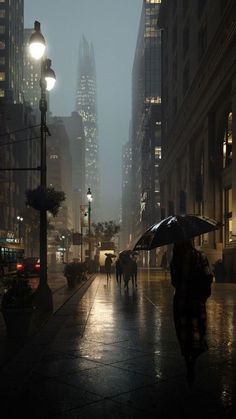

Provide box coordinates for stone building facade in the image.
[159,0,236,279]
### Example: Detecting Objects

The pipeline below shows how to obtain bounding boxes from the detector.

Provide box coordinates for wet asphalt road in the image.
[1,269,236,418]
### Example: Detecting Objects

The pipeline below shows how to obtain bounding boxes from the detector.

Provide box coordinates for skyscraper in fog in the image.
[131,0,162,252]
[0,0,24,103]
[22,28,41,110]
[75,36,100,218]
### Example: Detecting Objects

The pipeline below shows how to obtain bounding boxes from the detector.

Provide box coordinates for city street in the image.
[1,269,236,418]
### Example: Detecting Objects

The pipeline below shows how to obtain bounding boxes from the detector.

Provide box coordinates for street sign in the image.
[72,232,82,245]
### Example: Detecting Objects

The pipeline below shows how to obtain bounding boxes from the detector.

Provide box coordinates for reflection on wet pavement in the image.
[1,270,236,418]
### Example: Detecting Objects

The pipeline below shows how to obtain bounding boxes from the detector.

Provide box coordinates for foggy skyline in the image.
[24,0,143,221]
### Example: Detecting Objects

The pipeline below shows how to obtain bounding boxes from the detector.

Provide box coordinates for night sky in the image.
[24,0,143,221]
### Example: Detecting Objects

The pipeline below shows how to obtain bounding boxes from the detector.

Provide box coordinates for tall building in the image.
[131,0,162,258]
[75,36,100,219]
[159,0,236,279]
[0,0,24,103]
[22,28,41,111]
[62,112,86,232]
[47,117,73,264]
[121,133,132,250]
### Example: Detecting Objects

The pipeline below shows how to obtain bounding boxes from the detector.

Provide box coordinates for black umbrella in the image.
[105,253,116,258]
[133,215,220,251]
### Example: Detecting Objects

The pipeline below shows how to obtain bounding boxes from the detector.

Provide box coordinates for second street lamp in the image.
[87,188,93,263]
[29,21,56,301]
[17,216,23,241]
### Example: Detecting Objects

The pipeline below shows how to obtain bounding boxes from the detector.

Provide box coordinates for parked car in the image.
[17,257,40,277]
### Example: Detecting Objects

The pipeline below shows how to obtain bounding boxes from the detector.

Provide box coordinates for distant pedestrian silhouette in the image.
[131,256,138,287]
[170,240,213,385]
[115,258,123,285]
[104,255,113,284]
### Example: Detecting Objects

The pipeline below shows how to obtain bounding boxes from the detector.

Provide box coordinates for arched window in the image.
[223,112,232,168]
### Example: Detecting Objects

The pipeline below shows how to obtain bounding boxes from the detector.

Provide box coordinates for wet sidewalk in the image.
[1,270,236,418]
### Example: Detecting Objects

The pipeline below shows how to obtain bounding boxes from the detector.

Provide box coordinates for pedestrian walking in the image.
[115,258,123,285]
[131,256,138,287]
[170,240,213,384]
[122,254,133,291]
[104,255,113,284]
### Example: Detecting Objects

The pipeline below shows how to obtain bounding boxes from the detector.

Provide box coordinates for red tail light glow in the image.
[17,263,24,270]
[35,263,40,270]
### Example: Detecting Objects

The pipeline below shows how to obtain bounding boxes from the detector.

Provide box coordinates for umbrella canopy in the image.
[133,215,220,251]
[105,253,116,258]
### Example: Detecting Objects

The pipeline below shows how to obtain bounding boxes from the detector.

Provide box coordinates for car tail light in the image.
[35,263,40,270]
[17,263,24,270]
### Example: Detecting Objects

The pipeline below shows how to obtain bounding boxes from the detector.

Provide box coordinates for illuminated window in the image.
[49,154,58,159]
[223,112,232,168]
[0,71,5,80]
[224,187,232,243]
[145,0,161,3]
[0,41,5,49]
[0,88,4,97]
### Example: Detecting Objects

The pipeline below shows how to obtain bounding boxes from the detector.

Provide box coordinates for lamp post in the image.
[87,188,93,262]
[16,216,23,241]
[29,21,56,292]
[61,235,65,263]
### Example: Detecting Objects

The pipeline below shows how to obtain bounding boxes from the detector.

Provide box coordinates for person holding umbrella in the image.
[134,214,218,384]
[170,239,213,384]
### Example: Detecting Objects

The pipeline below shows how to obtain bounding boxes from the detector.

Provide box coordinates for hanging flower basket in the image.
[26,186,66,217]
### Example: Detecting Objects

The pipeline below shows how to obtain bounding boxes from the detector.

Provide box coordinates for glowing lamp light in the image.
[45,76,56,91]
[29,21,46,60]
[87,188,93,202]
[44,59,56,91]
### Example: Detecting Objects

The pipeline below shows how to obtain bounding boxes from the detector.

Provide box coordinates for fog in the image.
[24,0,143,220]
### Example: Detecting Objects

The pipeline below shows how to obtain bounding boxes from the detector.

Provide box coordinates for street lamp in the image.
[60,235,66,263]
[16,216,23,241]
[87,188,93,262]
[29,21,56,295]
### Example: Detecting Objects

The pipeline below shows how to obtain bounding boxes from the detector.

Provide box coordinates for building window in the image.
[168,201,174,215]
[224,187,232,243]
[0,40,5,49]
[198,20,207,60]
[172,55,177,85]
[0,88,4,97]
[183,61,189,96]
[0,25,5,34]
[0,56,5,65]
[172,21,177,52]
[223,112,233,168]
[183,23,189,58]
[0,71,5,80]
[0,10,5,18]
[183,0,189,17]
[179,190,187,214]
[172,0,177,16]
[198,0,207,18]
[49,154,59,159]
[172,95,177,116]
[221,0,229,13]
